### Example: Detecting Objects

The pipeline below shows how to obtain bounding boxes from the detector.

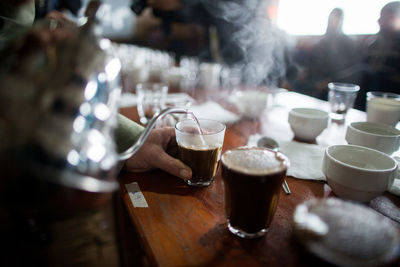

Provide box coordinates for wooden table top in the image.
[118,91,400,267]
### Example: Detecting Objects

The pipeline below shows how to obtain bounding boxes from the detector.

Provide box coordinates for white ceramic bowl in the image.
[288,108,329,141]
[322,145,398,202]
[345,122,400,155]
[232,90,268,119]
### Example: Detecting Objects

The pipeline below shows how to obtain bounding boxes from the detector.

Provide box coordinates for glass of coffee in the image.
[221,147,289,238]
[175,119,226,187]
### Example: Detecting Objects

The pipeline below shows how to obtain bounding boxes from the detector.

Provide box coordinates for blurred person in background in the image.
[355,1,400,110]
[129,0,208,60]
[306,8,360,100]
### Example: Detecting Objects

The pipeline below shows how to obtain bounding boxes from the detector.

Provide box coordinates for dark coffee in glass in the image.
[221,146,289,238]
[175,119,226,187]
[177,145,222,185]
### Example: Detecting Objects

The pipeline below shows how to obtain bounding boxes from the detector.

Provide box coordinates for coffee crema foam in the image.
[222,147,288,175]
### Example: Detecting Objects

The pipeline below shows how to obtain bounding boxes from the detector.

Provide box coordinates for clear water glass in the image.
[136,83,168,125]
[328,82,360,121]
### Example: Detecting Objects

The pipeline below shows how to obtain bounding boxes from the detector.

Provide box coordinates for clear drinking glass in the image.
[136,83,168,125]
[328,82,360,121]
[156,94,193,128]
[175,119,226,187]
[366,91,400,126]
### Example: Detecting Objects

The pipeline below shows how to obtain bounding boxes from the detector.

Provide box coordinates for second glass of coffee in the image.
[221,147,289,238]
[175,119,226,187]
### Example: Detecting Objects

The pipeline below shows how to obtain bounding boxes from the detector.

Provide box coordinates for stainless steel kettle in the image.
[0,4,187,194]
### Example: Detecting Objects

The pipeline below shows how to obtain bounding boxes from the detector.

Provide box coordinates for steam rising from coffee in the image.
[204,0,293,86]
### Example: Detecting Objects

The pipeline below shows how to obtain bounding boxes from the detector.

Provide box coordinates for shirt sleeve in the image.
[114,114,144,173]
[115,114,144,153]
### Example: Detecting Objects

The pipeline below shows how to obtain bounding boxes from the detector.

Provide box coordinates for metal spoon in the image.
[257,136,291,195]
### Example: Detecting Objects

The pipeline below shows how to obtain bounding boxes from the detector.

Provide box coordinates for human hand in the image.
[124,127,192,180]
[147,0,182,11]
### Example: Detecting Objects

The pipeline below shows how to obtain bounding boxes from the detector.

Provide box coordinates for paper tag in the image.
[125,182,148,208]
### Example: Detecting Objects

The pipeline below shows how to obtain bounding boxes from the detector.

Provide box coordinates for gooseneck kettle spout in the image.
[118,108,190,161]
[31,108,191,193]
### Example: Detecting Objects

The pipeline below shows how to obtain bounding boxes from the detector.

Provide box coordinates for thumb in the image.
[154,149,192,180]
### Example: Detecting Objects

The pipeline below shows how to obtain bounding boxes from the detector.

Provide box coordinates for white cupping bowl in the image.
[345,121,400,155]
[322,145,398,202]
[288,108,329,141]
[234,90,268,119]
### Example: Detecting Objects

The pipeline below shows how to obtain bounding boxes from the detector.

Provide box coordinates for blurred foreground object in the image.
[0,12,123,265]
[0,18,121,194]
[294,198,400,267]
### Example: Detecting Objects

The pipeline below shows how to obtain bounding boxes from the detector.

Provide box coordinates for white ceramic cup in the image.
[366,91,400,126]
[345,122,400,155]
[322,145,398,202]
[288,108,329,142]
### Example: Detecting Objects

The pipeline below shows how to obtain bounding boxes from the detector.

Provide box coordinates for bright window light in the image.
[277,0,394,35]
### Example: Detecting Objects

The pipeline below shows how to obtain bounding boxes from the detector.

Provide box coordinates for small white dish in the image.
[345,121,400,155]
[288,108,329,142]
[322,144,398,202]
